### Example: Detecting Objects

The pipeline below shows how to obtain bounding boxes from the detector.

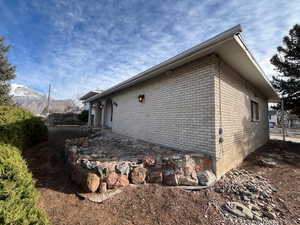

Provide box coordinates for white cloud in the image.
[3,0,300,99]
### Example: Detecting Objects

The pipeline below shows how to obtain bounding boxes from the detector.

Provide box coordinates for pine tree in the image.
[0,36,16,105]
[271,24,300,117]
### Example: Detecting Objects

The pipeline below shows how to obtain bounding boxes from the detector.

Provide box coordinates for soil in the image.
[22,126,300,225]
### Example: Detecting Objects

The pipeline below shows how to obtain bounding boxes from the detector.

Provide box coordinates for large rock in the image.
[163,172,178,186]
[143,156,156,167]
[194,158,212,172]
[96,166,106,178]
[85,173,100,192]
[178,166,198,186]
[224,202,253,219]
[106,172,118,189]
[147,170,163,183]
[100,182,107,193]
[162,156,183,170]
[77,189,122,203]
[183,155,196,169]
[177,175,198,186]
[116,161,130,175]
[81,159,97,170]
[116,175,130,187]
[106,172,129,189]
[183,167,194,176]
[97,161,117,173]
[197,169,216,186]
[131,167,147,184]
[71,166,102,192]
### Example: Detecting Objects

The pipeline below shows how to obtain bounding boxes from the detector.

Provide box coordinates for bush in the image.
[77,110,88,123]
[0,106,47,148]
[0,144,49,225]
[0,106,49,224]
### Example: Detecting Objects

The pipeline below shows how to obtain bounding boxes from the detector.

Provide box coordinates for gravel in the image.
[215,169,281,225]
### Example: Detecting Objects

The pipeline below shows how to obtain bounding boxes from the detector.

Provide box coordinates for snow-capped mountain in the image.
[10,84,82,115]
[10,84,45,98]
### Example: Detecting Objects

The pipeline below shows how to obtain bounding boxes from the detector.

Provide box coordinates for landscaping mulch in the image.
[23,126,300,225]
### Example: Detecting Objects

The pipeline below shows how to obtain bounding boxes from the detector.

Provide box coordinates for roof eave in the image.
[233,35,280,102]
[87,25,242,102]
[86,24,279,103]
[80,91,100,101]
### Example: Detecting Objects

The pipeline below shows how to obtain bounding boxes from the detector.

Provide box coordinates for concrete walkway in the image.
[270,134,300,143]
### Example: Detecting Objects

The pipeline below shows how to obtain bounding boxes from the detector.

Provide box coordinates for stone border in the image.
[65,137,216,193]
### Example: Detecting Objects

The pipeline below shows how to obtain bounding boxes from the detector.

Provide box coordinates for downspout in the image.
[217,57,224,159]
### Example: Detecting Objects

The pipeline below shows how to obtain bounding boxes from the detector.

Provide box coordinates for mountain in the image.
[10,84,82,115]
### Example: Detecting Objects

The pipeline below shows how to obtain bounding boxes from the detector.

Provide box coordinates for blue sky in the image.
[0,0,299,99]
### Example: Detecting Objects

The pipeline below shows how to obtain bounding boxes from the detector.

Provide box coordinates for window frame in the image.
[251,100,259,122]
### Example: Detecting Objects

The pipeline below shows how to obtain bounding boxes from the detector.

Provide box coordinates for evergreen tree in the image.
[0,36,16,105]
[271,24,300,117]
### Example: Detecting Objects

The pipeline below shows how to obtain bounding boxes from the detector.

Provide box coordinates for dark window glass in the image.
[251,100,259,121]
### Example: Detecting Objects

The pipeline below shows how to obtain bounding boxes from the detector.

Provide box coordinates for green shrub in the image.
[0,106,48,148]
[0,144,49,225]
[23,117,48,147]
[77,110,88,123]
[0,106,49,224]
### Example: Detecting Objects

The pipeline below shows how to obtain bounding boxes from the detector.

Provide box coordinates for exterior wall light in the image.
[98,103,103,109]
[113,102,118,107]
[138,94,145,103]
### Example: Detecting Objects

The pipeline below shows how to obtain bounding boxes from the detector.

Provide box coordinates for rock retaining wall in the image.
[65,137,215,193]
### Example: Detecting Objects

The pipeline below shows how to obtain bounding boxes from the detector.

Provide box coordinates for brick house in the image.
[82,25,278,177]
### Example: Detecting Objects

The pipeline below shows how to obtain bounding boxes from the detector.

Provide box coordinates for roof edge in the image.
[87,25,242,102]
[80,90,103,101]
[233,34,279,101]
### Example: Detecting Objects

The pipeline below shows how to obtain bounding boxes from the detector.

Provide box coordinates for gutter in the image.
[80,91,103,101]
[87,25,242,102]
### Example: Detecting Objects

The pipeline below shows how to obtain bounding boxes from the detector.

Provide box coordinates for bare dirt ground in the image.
[22,127,300,225]
[242,140,300,224]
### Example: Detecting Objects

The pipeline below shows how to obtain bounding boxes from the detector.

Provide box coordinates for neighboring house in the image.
[288,114,300,128]
[268,110,300,129]
[268,110,278,127]
[80,90,103,127]
[82,25,279,178]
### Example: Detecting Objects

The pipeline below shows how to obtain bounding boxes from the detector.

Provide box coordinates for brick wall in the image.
[110,56,216,156]
[212,58,269,177]
[101,54,269,177]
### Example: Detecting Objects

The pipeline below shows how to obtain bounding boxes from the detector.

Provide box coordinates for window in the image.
[111,101,113,122]
[251,100,259,121]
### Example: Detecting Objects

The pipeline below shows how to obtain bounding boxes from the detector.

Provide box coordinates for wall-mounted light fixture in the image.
[113,102,118,107]
[138,94,145,103]
[97,103,103,109]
